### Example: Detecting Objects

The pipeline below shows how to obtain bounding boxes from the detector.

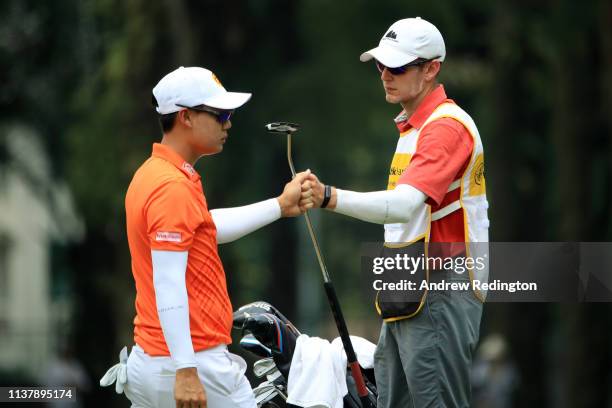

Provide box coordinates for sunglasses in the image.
[177,104,234,124]
[375,57,438,75]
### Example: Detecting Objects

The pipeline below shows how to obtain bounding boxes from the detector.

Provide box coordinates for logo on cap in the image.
[385,30,397,40]
[212,73,223,87]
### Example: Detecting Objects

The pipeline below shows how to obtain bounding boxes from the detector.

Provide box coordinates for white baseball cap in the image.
[360,17,446,68]
[152,66,252,114]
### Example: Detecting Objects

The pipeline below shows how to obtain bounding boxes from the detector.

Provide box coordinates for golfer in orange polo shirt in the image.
[110,67,312,408]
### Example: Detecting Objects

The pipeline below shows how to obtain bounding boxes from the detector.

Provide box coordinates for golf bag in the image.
[233,301,378,408]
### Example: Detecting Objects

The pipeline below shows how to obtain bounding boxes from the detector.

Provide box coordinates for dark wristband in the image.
[321,185,332,208]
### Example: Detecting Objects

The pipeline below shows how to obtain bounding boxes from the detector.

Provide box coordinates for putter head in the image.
[265,122,300,134]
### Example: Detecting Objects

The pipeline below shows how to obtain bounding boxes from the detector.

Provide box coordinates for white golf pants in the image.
[124,344,257,408]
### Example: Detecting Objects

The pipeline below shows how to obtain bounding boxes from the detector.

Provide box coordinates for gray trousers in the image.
[374,274,483,408]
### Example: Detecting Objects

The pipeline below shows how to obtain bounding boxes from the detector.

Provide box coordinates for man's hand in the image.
[174,367,207,408]
[278,170,314,217]
[307,172,337,209]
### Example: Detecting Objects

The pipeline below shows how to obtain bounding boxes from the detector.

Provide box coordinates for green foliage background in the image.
[1,0,611,406]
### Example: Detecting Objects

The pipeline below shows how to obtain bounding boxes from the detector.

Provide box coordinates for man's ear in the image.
[177,109,193,128]
[425,61,441,82]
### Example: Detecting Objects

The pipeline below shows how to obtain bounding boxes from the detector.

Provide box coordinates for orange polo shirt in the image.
[125,143,233,356]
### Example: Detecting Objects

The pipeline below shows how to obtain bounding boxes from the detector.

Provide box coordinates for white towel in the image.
[330,336,376,370]
[286,335,347,408]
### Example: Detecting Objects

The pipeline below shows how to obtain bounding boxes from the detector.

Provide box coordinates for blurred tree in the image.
[1,0,611,406]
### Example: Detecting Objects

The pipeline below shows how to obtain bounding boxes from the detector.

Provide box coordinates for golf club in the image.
[266,122,374,408]
[254,379,288,405]
[253,357,279,378]
[253,382,279,405]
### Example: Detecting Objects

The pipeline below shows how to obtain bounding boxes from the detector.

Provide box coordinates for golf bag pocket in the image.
[375,243,428,321]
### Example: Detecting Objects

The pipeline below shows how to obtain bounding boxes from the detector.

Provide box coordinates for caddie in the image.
[308,17,490,408]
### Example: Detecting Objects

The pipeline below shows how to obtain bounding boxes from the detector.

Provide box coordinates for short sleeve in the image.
[145,180,204,251]
[397,118,473,206]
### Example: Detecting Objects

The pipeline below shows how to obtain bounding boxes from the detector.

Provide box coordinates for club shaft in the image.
[286,133,372,406]
[287,134,330,282]
[324,282,371,403]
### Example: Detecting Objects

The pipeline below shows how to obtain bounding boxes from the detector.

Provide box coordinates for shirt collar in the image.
[394,85,449,133]
[151,143,201,182]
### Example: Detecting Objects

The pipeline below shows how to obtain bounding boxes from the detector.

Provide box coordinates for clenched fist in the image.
[277,170,314,217]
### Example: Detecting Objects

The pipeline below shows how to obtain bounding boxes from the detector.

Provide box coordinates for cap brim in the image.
[359,45,419,68]
[204,92,252,110]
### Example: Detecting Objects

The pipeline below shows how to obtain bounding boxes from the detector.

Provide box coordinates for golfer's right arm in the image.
[152,250,207,408]
[210,170,313,243]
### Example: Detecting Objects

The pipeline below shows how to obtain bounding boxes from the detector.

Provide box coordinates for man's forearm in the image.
[331,184,426,224]
[152,250,197,369]
[210,198,281,244]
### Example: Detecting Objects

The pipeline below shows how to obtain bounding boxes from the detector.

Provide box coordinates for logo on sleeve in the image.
[156,231,182,243]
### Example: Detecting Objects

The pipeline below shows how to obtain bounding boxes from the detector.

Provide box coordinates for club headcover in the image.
[233,301,300,337]
[242,312,297,379]
[239,333,272,358]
